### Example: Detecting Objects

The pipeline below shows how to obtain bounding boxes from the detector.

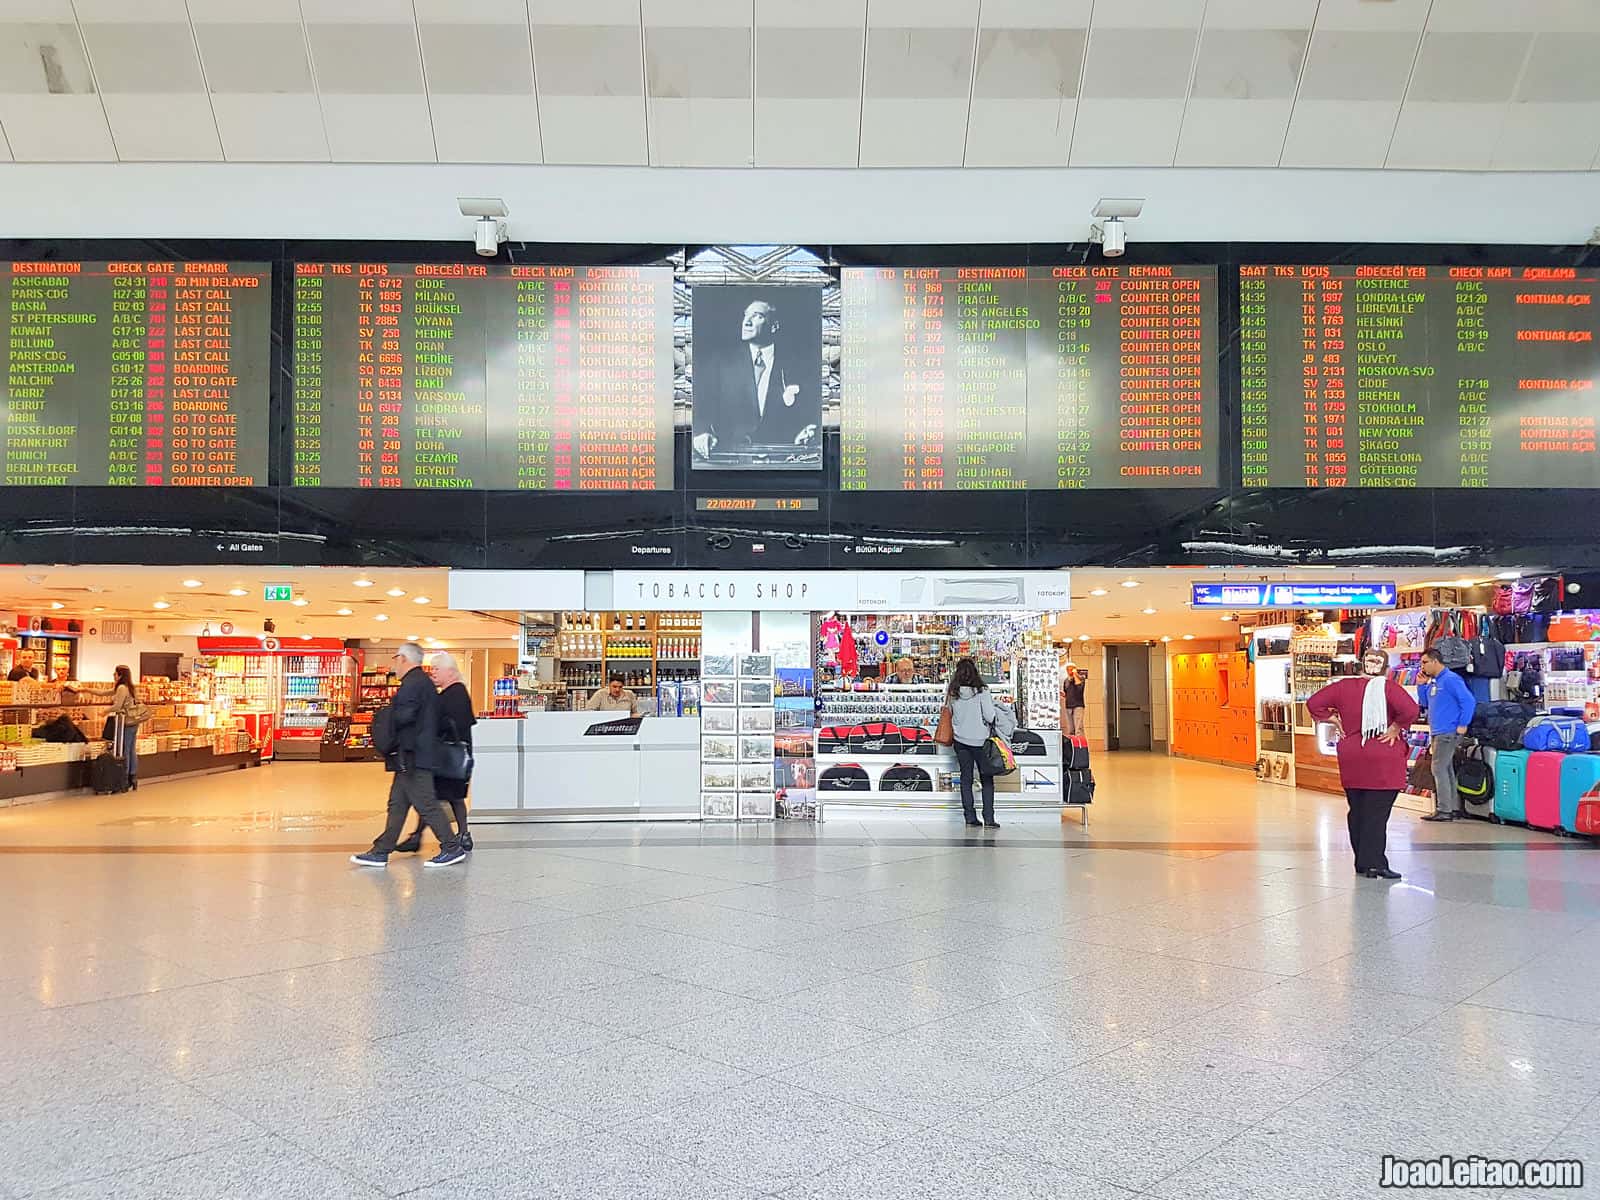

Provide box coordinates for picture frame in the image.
[738,706,775,733]
[702,680,737,706]
[702,654,736,679]
[738,735,775,761]
[738,679,774,706]
[700,706,737,733]
[739,792,776,819]
[701,764,737,791]
[701,736,738,762]
[738,761,774,791]
[738,653,774,678]
[702,792,736,819]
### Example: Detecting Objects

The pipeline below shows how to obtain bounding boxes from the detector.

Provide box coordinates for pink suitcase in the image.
[1525,751,1564,831]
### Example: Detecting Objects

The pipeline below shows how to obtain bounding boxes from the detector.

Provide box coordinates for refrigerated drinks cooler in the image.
[195,636,358,762]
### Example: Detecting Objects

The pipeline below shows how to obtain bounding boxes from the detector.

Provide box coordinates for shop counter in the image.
[470,712,701,821]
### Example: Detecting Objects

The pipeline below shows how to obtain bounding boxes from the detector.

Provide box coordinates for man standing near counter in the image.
[586,675,644,718]
[1418,646,1474,822]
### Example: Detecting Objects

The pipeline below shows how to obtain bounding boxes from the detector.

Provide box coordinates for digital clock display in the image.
[695,497,820,512]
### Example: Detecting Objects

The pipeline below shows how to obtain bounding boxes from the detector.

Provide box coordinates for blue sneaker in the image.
[350,850,389,867]
[425,846,468,868]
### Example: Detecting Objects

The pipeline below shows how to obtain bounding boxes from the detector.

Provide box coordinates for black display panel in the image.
[2,259,271,486]
[839,265,1220,490]
[1242,264,1600,488]
[291,262,673,489]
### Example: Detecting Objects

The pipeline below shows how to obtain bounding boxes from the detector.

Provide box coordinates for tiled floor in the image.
[0,753,1596,1197]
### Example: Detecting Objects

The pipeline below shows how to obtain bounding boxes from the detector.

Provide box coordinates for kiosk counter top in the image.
[469,711,699,820]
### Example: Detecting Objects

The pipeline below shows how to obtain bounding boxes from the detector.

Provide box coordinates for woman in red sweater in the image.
[1306,648,1420,880]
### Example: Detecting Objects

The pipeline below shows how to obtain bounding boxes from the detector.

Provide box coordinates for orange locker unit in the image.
[1170,650,1255,768]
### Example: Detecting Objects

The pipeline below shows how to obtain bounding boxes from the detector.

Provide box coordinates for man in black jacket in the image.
[351,643,466,868]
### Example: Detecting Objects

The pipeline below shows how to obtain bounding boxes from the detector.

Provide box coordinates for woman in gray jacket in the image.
[945,657,999,828]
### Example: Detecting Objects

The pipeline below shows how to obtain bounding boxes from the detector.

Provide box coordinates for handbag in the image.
[435,715,474,782]
[126,702,153,725]
[978,714,1018,777]
[1407,747,1434,792]
[933,705,955,747]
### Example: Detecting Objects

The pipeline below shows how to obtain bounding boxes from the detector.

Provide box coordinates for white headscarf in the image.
[1359,651,1390,743]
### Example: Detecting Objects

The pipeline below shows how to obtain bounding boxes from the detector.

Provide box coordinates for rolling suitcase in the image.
[1557,754,1600,833]
[1525,751,1563,831]
[90,712,129,794]
[1493,750,1528,824]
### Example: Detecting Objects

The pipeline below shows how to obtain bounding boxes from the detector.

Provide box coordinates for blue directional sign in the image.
[1190,581,1397,610]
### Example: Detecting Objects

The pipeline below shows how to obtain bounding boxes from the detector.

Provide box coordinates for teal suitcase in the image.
[1558,754,1600,833]
[1493,750,1529,823]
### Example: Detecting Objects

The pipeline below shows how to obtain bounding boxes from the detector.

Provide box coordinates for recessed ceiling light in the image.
[1182,634,1195,640]
[92,606,104,613]
[49,601,64,610]
[336,608,353,616]
[1161,635,1173,642]
[1120,579,1140,589]
[152,600,171,610]
[1495,571,1521,580]
[374,614,389,623]
[291,597,309,607]
[1141,606,1156,615]
[227,587,248,597]
[182,578,203,588]
[413,595,430,605]
[353,578,374,589]
[386,587,406,598]
[300,635,312,641]
[1089,588,1108,597]
[1078,634,1090,642]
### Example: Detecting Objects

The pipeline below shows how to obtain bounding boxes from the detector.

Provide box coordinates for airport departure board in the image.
[291,263,673,490]
[839,265,1219,490]
[1242,265,1600,488]
[3,260,270,486]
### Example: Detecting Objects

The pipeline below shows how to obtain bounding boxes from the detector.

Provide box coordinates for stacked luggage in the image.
[1466,706,1600,836]
[1063,735,1094,807]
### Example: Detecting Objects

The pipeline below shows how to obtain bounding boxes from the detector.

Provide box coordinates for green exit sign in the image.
[263,584,293,602]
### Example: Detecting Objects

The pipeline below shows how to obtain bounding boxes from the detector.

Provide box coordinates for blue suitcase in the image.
[1558,754,1600,833]
[1493,750,1529,824]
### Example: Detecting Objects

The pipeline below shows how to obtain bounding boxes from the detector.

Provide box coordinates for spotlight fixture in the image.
[1570,582,1583,594]
[386,587,406,598]
[152,600,171,610]
[459,197,509,257]
[182,578,203,588]
[1182,634,1195,640]
[1090,198,1142,259]
[336,608,353,616]
[1078,634,1090,642]
[353,578,374,589]
[1119,579,1140,589]
[1089,588,1108,597]
[1142,607,1157,615]
[374,614,389,623]
[1161,635,1173,643]
[413,596,430,605]
[228,587,248,597]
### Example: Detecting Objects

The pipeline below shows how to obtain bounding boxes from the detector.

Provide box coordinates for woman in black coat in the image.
[396,653,477,854]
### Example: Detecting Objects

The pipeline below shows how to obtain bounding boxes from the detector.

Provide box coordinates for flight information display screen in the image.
[1242,264,1600,488]
[2,259,271,486]
[839,265,1220,490]
[291,262,673,489]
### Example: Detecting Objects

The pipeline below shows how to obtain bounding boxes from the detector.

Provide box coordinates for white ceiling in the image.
[2,0,1597,171]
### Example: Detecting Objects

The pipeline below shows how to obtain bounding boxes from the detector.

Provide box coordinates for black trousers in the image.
[954,741,995,823]
[371,768,459,855]
[1344,787,1398,873]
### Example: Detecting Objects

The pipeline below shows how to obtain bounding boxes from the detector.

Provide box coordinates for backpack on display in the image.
[1431,635,1471,670]
[1063,736,1090,770]
[1454,744,1494,818]
[371,705,398,754]
[1467,700,1538,750]
[1064,766,1095,806]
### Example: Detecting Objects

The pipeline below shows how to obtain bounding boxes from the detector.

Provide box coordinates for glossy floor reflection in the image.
[0,756,1596,1197]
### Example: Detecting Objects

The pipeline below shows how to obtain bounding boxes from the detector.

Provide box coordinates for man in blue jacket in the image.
[1418,647,1476,822]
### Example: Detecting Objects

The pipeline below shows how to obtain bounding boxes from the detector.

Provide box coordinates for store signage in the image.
[614,571,861,612]
[263,584,293,602]
[584,716,644,737]
[853,572,1072,612]
[1190,581,1398,609]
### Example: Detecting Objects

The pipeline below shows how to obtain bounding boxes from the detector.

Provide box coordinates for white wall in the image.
[77,629,199,683]
[0,163,1596,245]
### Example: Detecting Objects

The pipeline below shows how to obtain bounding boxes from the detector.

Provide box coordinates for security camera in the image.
[1091,198,1143,260]
[263,618,275,634]
[459,197,508,258]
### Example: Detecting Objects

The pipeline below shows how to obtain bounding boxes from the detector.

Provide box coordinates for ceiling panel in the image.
[0,0,1588,171]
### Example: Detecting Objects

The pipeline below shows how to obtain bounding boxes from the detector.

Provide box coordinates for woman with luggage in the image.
[1307,648,1420,880]
[108,664,145,791]
[945,656,1000,829]
[396,652,477,854]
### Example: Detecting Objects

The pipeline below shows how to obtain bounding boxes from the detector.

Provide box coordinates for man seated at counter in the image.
[889,657,927,685]
[585,674,644,717]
